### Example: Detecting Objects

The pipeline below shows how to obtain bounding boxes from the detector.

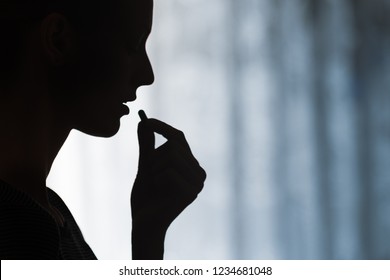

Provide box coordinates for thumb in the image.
[137,119,155,167]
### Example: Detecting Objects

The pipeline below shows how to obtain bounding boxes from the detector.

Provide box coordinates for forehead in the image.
[118,0,153,30]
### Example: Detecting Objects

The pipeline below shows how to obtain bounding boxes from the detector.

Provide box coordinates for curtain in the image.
[48,0,390,259]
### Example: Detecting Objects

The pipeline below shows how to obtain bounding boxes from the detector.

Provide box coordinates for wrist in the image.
[132,220,167,260]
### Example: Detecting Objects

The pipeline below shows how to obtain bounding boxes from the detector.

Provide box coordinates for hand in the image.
[131,118,206,259]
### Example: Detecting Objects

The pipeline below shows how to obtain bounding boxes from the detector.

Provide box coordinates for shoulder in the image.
[0,183,60,259]
[46,187,77,223]
[46,187,98,260]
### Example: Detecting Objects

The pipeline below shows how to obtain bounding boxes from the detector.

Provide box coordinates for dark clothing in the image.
[0,180,97,259]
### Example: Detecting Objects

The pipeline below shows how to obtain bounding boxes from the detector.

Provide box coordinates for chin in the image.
[76,119,121,138]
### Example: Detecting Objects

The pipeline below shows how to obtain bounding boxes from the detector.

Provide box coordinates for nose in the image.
[139,53,154,86]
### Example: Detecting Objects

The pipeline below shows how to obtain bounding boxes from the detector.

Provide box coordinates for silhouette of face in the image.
[54,0,154,137]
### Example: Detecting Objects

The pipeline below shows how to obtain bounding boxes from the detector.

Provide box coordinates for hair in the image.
[0,0,124,88]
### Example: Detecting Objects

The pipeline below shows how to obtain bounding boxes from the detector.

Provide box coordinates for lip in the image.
[122,93,137,103]
[121,103,130,115]
[119,92,136,115]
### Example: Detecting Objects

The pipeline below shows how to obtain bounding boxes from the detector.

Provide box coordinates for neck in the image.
[0,87,71,209]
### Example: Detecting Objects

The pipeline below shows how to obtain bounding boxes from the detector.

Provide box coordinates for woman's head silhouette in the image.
[0,0,154,137]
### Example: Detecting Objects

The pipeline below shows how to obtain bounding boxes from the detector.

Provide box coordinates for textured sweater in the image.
[0,180,97,259]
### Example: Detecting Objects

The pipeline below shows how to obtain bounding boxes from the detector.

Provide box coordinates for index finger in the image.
[143,118,191,150]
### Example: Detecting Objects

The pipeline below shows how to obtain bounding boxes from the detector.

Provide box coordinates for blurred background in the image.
[47,0,390,259]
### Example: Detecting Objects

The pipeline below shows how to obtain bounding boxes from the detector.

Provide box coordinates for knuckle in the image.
[176,130,185,139]
[198,166,207,181]
[196,181,205,193]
